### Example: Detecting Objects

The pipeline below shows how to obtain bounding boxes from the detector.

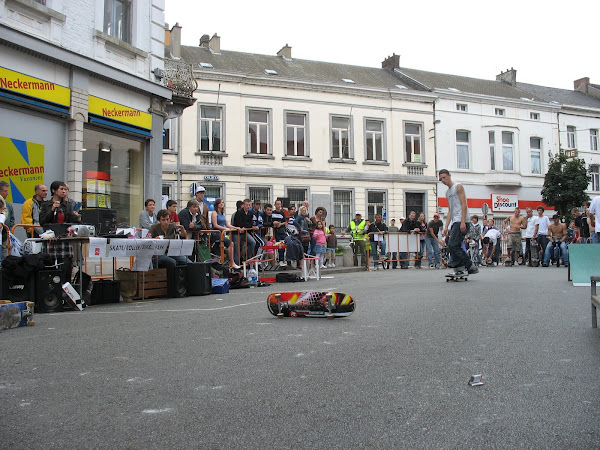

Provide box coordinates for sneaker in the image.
[542,263,548,267]
[400,266,408,270]
[231,263,241,270]
[280,261,287,267]
[380,255,388,260]
[453,270,468,276]
[493,262,498,266]
[429,264,434,269]
[468,266,479,275]
[321,264,327,269]
[454,266,466,273]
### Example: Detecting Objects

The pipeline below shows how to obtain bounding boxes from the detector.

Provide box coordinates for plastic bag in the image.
[9,232,22,257]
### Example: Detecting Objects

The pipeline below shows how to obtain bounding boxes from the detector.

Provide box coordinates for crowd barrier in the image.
[364,232,423,270]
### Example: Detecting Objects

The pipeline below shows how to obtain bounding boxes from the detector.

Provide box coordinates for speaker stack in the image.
[167,265,188,298]
[186,262,212,296]
[1,268,63,313]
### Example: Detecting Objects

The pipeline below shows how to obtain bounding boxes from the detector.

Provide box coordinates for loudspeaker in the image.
[277,197,291,208]
[2,270,34,303]
[90,279,121,305]
[36,270,64,313]
[80,208,117,235]
[167,265,188,298]
[186,262,212,296]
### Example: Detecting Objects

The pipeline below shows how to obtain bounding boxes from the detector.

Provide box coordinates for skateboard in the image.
[445,273,468,282]
[0,301,35,331]
[267,292,355,318]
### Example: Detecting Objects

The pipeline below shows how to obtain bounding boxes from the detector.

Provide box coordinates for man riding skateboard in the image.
[439,169,478,277]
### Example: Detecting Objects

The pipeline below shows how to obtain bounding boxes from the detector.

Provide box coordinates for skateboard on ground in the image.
[267,292,355,318]
[0,301,35,331]
[445,272,468,282]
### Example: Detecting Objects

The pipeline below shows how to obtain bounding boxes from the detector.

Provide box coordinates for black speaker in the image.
[2,270,34,303]
[277,197,291,208]
[186,262,212,296]
[36,270,64,313]
[80,208,117,235]
[167,265,188,298]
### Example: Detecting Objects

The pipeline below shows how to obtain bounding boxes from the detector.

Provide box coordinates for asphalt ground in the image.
[1,265,599,449]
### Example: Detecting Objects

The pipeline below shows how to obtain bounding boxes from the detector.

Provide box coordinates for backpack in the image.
[275,273,305,283]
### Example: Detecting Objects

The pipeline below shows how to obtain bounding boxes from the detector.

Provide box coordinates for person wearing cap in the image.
[346,211,367,267]
[426,213,444,268]
[542,214,568,267]
[194,186,210,230]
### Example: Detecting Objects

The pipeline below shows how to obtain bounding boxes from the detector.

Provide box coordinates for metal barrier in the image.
[364,232,423,271]
[11,223,39,238]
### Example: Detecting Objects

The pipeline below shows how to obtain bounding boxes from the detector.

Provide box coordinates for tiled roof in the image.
[179,46,414,92]
[396,67,544,101]
[517,82,600,110]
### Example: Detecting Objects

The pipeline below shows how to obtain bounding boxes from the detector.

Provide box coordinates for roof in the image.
[395,67,545,101]
[179,46,415,92]
[516,82,600,110]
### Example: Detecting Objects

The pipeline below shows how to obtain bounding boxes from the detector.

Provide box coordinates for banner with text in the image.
[0,136,45,204]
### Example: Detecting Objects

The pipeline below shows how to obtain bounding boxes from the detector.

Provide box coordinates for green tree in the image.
[541,151,590,220]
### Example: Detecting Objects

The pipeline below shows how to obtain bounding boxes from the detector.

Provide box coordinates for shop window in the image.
[103,0,131,44]
[83,128,144,227]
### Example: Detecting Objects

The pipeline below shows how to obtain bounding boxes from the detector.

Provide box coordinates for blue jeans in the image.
[543,241,569,265]
[591,232,600,244]
[234,232,256,263]
[371,240,386,268]
[448,222,472,270]
[157,255,189,268]
[425,237,440,266]
[487,242,501,263]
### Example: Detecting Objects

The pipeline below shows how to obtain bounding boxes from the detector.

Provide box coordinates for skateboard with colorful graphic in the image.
[0,301,35,331]
[267,292,355,318]
[445,273,468,282]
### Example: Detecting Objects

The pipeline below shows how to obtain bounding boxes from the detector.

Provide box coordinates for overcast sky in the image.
[165,0,599,91]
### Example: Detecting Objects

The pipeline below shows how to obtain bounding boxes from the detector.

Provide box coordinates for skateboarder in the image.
[439,169,478,277]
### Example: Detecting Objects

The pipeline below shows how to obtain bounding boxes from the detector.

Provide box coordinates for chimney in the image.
[199,34,210,47]
[209,33,220,54]
[496,67,517,87]
[574,77,589,93]
[277,44,292,60]
[382,53,400,71]
[170,23,181,58]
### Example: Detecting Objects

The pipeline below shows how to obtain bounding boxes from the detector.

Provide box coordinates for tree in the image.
[541,150,590,220]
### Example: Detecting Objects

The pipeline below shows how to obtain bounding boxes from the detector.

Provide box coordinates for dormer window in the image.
[199,62,214,69]
[342,79,355,84]
[264,69,278,75]
[395,84,407,89]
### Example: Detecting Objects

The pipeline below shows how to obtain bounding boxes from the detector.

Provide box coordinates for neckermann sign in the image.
[492,193,518,212]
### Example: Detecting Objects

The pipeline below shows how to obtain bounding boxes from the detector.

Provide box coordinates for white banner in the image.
[386,233,420,253]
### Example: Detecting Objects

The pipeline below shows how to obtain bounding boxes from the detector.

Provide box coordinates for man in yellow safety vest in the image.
[346,211,368,267]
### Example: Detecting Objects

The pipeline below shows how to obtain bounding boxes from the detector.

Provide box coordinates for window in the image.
[287,188,307,210]
[405,193,424,219]
[200,106,223,152]
[365,119,384,161]
[264,69,278,75]
[34,0,46,4]
[502,131,514,171]
[591,166,600,192]
[489,131,496,171]
[530,137,542,174]
[367,191,386,223]
[247,109,270,155]
[405,123,422,163]
[83,127,144,226]
[248,186,271,205]
[333,190,352,229]
[285,113,306,157]
[331,116,351,159]
[456,130,470,169]
[495,108,505,116]
[103,0,131,44]
[203,185,222,199]
[456,104,467,112]
[530,112,540,120]
[591,130,598,151]
[567,126,576,148]
[163,119,172,151]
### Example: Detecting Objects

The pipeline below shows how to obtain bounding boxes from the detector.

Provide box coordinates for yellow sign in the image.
[0,66,70,107]
[0,137,45,205]
[88,95,152,130]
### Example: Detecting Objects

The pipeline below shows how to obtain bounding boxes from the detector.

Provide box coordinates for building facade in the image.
[0,0,175,229]
[163,33,440,227]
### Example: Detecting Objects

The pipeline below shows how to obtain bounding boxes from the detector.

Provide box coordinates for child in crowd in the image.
[325,225,337,268]
[313,220,327,268]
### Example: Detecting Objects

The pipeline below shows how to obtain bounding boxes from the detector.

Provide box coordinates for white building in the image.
[163,34,439,227]
[0,0,183,228]
[517,77,600,200]
[393,66,561,221]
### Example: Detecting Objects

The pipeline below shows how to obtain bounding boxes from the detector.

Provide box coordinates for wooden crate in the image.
[134,268,167,299]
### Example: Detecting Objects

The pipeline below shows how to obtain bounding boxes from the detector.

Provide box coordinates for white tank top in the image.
[446,183,466,225]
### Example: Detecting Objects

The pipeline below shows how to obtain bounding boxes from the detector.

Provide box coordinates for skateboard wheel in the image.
[290,311,298,318]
